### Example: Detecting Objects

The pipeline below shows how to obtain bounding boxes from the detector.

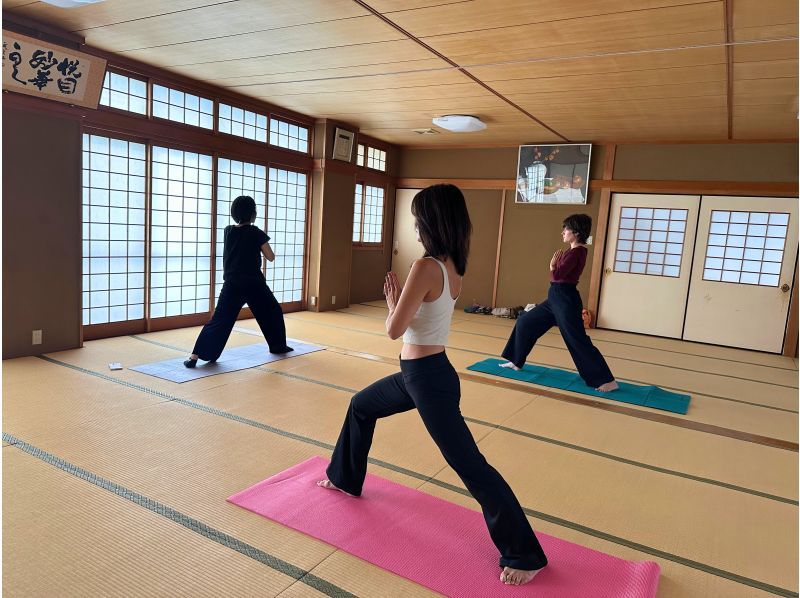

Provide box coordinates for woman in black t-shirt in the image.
[184,195,292,368]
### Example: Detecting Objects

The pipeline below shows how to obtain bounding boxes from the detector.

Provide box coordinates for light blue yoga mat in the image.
[467,358,691,415]
[130,339,324,383]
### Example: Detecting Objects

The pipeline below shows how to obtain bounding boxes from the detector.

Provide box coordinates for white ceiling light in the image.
[41,0,106,7]
[432,115,486,133]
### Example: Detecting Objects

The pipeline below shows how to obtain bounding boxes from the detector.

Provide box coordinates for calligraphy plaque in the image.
[2,30,106,108]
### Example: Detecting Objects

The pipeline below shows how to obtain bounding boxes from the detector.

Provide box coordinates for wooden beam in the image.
[397,176,799,196]
[492,190,507,308]
[724,0,734,139]
[587,144,616,327]
[783,261,799,358]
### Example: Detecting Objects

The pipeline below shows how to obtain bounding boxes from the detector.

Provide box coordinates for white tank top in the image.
[402,257,459,346]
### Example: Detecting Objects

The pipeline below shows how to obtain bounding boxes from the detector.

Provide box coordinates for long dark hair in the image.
[411,184,472,276]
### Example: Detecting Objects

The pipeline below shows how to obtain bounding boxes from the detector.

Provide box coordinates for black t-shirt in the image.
[222,224,270,283]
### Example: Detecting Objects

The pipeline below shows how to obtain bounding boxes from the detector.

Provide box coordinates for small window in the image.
[152,84,214,129]
[356,144,365,167]
[367,147,386,171]
[99,71,147,115]
[614,206,687,277]
[353,184,384,245]
[219,103,267,143]
[702,210,789,286]
[269,118,309,153]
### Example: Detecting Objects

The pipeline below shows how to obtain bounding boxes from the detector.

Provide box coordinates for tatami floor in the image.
[3,302,798,597]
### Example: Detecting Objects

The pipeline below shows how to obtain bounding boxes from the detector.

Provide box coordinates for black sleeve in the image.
[255,227,269,246]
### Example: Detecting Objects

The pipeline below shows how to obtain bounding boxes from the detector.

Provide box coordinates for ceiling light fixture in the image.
[41,0,106,8]
[432,115,486,133]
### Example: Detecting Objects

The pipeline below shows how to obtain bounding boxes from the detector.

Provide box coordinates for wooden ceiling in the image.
[4,0,798,147]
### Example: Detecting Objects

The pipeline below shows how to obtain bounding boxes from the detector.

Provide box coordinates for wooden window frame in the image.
[268,114,312,156]
[352,182,385,250]
[97,67,149,119]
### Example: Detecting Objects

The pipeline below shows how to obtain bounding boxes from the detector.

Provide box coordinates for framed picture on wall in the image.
[332,127,355,162]
[515,143,591,204]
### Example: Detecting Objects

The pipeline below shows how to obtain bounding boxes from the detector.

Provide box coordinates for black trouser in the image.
[191,279,288,361]
[502,282,614,388]
[326,351,548,571]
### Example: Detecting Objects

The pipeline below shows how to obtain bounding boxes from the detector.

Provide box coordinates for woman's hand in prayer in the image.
[384,271,401,312]
[550,249,564,272]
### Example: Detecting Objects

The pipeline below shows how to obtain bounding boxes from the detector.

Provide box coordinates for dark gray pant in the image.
[192,279,288,361]
[502,282,614,387]
[326,351,548,571]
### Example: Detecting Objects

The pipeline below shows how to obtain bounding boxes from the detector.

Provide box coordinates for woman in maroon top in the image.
[500,214,618,392]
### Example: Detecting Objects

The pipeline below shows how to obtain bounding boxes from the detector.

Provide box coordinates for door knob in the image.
[781,283,790,293]
[604,267,612,275]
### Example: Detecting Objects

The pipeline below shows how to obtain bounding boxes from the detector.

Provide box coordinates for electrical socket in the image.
[310,296,317,306]
[331,295,336,305]
[32,329,42,345]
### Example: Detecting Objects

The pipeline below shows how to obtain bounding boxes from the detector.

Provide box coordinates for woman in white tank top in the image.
[319,184,548,586]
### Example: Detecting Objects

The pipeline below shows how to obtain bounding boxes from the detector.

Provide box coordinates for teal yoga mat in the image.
[467,358,691,415]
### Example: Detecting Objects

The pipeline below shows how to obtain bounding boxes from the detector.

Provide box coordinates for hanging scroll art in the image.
[2,30,106,109]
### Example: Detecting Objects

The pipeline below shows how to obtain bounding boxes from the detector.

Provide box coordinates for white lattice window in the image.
[81,134,147,325]
[269,118,309,153]
[353,184,384,244]
[100,71,147,115]
[703,211,789,286]
[614,207,687,277]
[266,168,307,303]
[152,84,213,129]
[219,103,267,143]
[149,146,213,317]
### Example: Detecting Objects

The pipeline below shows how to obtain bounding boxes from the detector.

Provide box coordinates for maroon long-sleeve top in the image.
[550,246,588,284]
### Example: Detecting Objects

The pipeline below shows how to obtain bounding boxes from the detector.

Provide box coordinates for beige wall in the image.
[460,190,503,309]
[496,190,600,307]
[613,143,798,182]
[3,108,82,358]
[309,119,398,310]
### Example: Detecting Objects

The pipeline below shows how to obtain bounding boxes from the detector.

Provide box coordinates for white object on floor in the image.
[108,362,123,371]
[524,304,537,312]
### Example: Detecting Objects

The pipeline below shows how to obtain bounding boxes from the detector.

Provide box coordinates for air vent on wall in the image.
[412,128,439,135]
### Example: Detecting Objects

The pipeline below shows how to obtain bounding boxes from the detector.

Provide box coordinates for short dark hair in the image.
[411,184,472,276]
[231,195,256,224]
[563,213,591,244]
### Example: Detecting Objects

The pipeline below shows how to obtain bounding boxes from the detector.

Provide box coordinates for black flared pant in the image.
[502,282,614,387]
[326,351,548,571]
[192,279,288,362]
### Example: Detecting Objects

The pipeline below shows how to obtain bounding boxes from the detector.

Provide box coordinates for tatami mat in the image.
[3,308,798,598]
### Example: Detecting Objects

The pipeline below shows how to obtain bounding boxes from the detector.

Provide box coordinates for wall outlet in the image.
[586,235,593,245]
[310,296,317,306]
[32,329,42,345]
[331,295,336,305]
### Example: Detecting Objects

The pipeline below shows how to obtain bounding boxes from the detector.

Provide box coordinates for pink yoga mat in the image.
[228,456,660,597]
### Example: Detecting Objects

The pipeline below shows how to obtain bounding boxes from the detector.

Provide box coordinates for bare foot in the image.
[596,380,619,392]
[500,565,545,585]
[499,361,522,371]
[316,479,357,497]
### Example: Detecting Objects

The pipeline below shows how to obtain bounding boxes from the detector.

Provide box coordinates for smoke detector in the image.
[432,115,486,133]
[412,128,439,135]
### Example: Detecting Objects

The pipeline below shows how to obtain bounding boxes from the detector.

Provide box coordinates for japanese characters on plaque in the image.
[2,30,106,109]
